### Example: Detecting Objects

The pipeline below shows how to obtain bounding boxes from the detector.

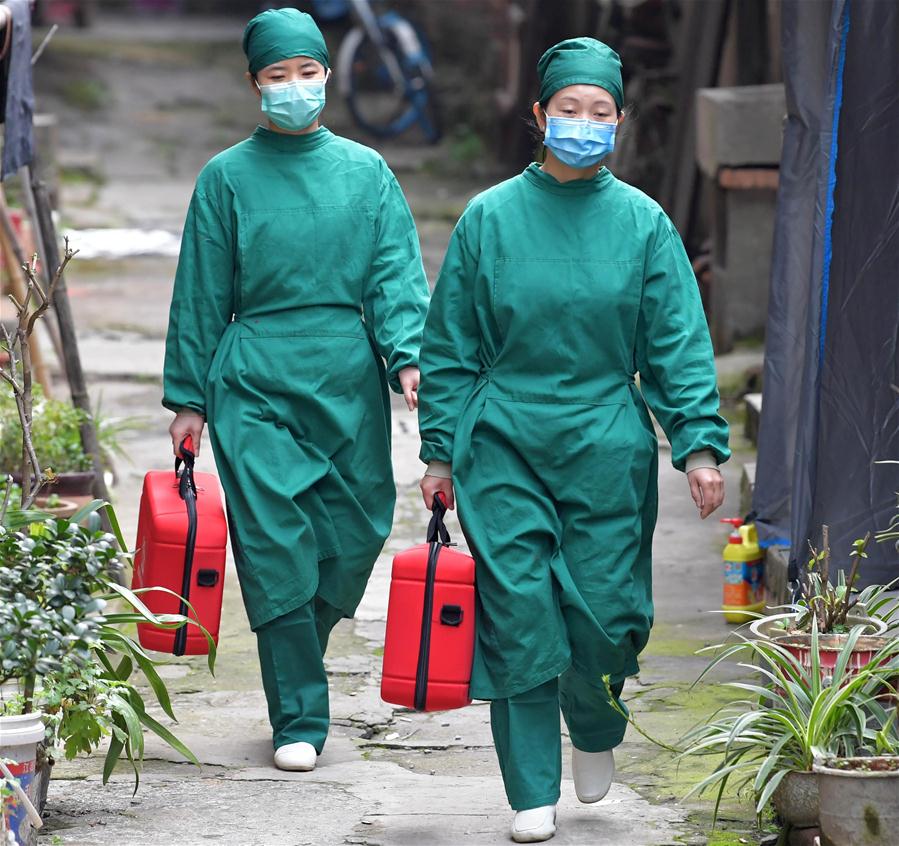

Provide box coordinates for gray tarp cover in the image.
[753,0,899,584]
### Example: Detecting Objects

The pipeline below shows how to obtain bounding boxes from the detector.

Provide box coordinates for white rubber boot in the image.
[510,805,556,843]
[273,741,317,772]
[572,747,614,803]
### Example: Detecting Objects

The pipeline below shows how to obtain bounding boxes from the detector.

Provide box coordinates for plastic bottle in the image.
[720,518,765,624]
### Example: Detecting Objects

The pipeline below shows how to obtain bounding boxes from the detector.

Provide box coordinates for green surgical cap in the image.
[242,8,330,75]
[537,37,623,109]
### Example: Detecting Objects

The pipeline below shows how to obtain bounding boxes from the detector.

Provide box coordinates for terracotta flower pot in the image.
[33,497,80,519]
[750,613,890,683]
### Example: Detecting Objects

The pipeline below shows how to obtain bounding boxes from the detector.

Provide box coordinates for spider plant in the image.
[759,527,899,637]
[679,622,899,824]
[875,485,899,552]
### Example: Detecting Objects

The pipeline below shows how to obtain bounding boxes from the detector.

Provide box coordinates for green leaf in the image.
[755,766,789,815]
[69,499,108,525]
[109,692,144,762]
[752,733,792,796]
[100,502,130,553]
[137,710,200,767]
[102,728,125,785]
[129,648,175,720]
[104,581,177,626]
[115,654,134,682]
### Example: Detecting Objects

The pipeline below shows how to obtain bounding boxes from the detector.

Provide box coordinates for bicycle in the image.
[312,0,441,143]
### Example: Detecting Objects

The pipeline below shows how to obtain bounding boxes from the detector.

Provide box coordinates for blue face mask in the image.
[258,72,329,131]
[543,115,617,168]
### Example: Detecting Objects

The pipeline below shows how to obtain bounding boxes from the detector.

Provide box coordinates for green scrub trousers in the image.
[255,597,345,752]
[492,675,626,811]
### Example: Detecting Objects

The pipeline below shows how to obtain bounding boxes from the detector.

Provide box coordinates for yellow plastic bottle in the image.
[720,519,765,624]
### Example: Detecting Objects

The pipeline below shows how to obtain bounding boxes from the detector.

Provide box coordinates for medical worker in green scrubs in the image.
[419,38,729,842]
[163,9,429,773]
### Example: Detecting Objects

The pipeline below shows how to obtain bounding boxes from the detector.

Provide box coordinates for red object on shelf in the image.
[132,439,227,655]
[381,496,476,711]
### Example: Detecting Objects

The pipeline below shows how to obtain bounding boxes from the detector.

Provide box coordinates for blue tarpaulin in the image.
[753,0,899,584]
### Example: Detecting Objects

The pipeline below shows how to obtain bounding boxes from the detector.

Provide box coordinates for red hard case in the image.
[132,445,227,655]
[381,499,475,711]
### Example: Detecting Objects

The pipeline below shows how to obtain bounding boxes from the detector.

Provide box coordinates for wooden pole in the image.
[27,173,112,507]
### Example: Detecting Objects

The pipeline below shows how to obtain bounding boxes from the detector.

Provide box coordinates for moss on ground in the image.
[609,622,764,839]
[704,830,757,845]
[59,78,108,112]
[642,634,709,659]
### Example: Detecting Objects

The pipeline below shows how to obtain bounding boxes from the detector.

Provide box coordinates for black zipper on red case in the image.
[413,495,452,710]
[173,441,198,657]
[414,540,441,710]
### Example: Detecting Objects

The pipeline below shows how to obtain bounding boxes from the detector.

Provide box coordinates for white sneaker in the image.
[510,805,556,843]
[273,741,317,771]
[572,747,615,803]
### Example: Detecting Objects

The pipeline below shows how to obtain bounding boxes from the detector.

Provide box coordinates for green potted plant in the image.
[875,484,899,551]
[677,626,899,834]
[810,520,899,846]
[748,530,898,681]
[0,507,216,825]
[0,511,109,840]
[0,386,129,498]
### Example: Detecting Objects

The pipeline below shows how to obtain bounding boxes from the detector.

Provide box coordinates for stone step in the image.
[745,391,763,445]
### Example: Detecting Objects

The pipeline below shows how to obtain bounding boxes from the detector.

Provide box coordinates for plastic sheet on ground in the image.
[63,228,181,260]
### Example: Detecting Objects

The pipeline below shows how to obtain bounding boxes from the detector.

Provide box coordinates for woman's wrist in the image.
[424,460,452,479]
[685,450,718,474]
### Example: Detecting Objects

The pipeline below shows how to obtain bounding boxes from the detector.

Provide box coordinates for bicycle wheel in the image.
[338,26,416,139]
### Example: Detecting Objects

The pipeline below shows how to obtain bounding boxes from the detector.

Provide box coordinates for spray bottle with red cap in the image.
[720,518,765,623]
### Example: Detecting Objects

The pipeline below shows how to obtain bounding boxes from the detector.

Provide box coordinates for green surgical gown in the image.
[418,163,730,700]
[163,126,429,630]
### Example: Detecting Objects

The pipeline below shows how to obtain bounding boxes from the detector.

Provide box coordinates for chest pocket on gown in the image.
[238,205,376,308]
[491,257,642,401]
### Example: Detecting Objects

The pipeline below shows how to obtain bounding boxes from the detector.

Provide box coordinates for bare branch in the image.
[0,369,19,390]
[1,229,80,511]
[31,23,59,67]
[0,325,22,392]
[23,244,77,339]
[27,275,48,308]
